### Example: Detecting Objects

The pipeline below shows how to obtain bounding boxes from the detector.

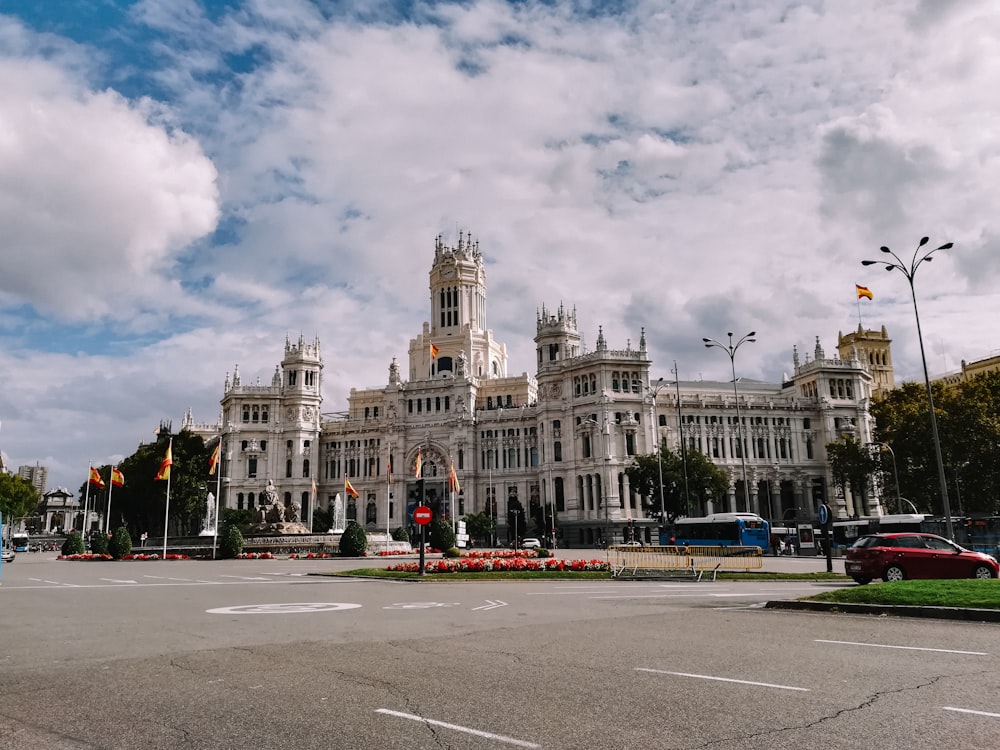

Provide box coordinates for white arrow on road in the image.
[472,599,508,611]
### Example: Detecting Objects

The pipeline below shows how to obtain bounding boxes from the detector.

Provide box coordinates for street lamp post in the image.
[879,442,902,515]
[672,362,691,515]
[703,332,756,513]
[862,237,955,540]
[646,378,668,526]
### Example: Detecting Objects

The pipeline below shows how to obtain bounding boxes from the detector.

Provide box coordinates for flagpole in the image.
[385,451,391,540]
[105,467,115,534]
[82,462,92,534]
[162,438,173,559]
[857,294,863,327]
[212,439,223,560]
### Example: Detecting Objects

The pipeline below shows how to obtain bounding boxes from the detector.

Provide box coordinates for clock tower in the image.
[408,231,507,380]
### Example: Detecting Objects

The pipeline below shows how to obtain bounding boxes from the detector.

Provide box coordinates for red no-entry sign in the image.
[413,505,432,526]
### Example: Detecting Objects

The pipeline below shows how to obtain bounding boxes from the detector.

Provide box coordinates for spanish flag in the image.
[448,463,460,494]
[111,467,124,487]
[89,466,106,489]
[856,284,873,301]
[208,443,220,475]
[344,476,359,499]
[414,449,423,479]
[155,443,172,481]
[430,342,439,359]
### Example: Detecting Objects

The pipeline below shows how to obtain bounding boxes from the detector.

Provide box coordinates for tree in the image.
[463,511,493,546]
[0,472,41,524]
[626,445,728,522]
[339,521,367,556]
[506,498,526,543]
[108,526,132,559]
[428,517,456,552]
[218,524,244,559]
[873,372,1000,515]
[826,437,880,516]
[391,525,410,543]
[110,428,214,539]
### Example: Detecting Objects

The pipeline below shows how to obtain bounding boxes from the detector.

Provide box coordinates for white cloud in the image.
[0,55,219,323]
[2,1,999,490]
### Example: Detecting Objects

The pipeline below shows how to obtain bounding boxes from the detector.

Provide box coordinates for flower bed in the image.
[463,549,537,559]
[375,549,414,556]
[386,557,609,574]
[289,552,335,559]
[59,553,190,561]
[237,552,275,559]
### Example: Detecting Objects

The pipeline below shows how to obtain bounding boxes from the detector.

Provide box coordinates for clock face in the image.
[442,267,456,279]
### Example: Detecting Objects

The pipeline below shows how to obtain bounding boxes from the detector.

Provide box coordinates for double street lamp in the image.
[646,378,668,525]
[703,332,756,513]
[862,237,954,540]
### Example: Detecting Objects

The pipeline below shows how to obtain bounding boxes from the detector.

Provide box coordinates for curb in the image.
[765,599,1000,623]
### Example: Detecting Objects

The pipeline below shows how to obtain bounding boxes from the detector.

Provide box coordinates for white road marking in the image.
[377,709,539,748]
[816,640,988,656]
[382,602,461,610]
[472,599,508,611]
[207,602,362,615]
[944,707,1000,718]
[99,578,137,584]
[637,668,809,692]
[219,575,273,581]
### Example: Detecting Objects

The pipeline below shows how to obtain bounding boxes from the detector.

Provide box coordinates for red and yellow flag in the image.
[89,466,106,489]
[430,342,439,359]
[448,464,460,494]
[414,450,423,479]
[856,284,873,301]
[155,443,172,481]
[111,467,124,487]
[344,476,359,499]
[208,443,220,475]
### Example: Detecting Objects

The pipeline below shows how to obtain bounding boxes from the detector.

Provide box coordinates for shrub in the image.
[391,526,410,543]
[443,546,462,558]
[89,531,109,556]
[219,524,244,559]
[536,547,551,558]
[61,531,85,556]
[108,527,132,559]
[428,517,456,552]
[339,521,367,557]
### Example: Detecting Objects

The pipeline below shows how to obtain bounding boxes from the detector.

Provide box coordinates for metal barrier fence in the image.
[607,544,764,581]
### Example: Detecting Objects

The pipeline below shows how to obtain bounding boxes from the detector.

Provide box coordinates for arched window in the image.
[303,459,310,478]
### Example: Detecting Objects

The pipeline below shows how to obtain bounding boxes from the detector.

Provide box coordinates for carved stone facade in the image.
[191,233,881,546]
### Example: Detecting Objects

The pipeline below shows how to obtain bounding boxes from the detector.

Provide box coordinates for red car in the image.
[844,532,999,584]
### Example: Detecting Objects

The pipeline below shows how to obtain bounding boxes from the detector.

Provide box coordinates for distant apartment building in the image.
[18,463,48,495]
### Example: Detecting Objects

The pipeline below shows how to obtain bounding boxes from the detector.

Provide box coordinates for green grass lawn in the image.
[326,568,613,580]
[807,579,1000,609]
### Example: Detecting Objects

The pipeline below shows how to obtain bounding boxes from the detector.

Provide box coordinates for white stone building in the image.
[186,233,880,546]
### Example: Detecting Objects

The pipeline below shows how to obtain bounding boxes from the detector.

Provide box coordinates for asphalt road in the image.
[2,553,998,749]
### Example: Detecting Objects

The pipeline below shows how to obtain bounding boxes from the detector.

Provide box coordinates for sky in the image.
[1,0,998,493]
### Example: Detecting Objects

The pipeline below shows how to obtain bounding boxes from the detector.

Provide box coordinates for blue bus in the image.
[11,532,30,552]
[668,513,770,549]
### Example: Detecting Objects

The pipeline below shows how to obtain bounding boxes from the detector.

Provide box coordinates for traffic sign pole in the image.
[819,503,833,573]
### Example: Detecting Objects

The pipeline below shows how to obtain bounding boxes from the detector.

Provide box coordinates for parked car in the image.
[521,538,542,549]
[621,541,643,547]
[1,547,15,563]
[845,532,999,584]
